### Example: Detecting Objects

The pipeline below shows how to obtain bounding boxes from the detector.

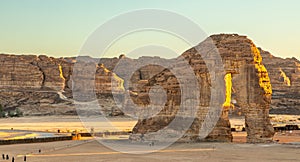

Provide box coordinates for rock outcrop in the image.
[0,54,71,91]
[129,34,274,143]
[0,55,44,90]
[0,55,124,116]
[260,49,300,115]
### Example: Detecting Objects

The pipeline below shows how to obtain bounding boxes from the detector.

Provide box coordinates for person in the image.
[140,133,144,142]
[149,141,154,146]
[2,154,5,160]
[6,154,9,160]
[39,149,41,153]
[24,155,27,161]
[90,127,94,136]
[12,157,15,162]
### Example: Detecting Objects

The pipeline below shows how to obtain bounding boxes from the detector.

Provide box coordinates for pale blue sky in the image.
[0,0,300,58]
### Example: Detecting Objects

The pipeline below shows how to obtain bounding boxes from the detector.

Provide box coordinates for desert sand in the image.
[0,139,299,162]
[0,116,137,133]
[0,116,299,161]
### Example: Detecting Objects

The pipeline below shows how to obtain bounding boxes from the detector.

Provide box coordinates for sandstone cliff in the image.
[0,55,124,116]
[260,49,300,115]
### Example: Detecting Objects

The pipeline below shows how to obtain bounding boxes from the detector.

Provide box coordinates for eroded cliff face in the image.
[0,55,42,90]
[260,49,300,115]
[0,54,124,116]
[129,34,274,143]
[0,54,72,91]
[0,52,168,116]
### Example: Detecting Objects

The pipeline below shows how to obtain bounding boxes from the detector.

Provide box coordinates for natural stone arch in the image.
[229,47,274,142]
[129,34,275,143]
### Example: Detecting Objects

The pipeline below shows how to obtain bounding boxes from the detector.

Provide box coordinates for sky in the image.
[0,0,300,59]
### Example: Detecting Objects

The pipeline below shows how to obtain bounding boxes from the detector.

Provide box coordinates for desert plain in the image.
[0,115,299,162]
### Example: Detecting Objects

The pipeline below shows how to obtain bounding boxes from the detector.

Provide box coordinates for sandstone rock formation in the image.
[129,34,275,143]
[260,49,300,115]
[0,54,70,91]
[0,54,43,90]
[0,33,299,123]
[0,55,124,116]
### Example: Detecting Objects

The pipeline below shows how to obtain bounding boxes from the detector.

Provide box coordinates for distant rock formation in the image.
[260,49,300,115]
[0,54,124,116]
[0,54,63,90]
[129,34,274,143]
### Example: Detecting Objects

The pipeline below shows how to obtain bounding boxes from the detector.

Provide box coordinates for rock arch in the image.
[129,34,275,143]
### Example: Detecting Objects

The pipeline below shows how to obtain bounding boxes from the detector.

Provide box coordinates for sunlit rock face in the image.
[36,55,66,91]
[129,34,274,143]
[213,34,274,143]
[260,49,300,115]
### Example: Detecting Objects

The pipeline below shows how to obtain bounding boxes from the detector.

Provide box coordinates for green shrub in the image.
[0,104,23,118]
[15,108,23,117]
[0,104,5,118]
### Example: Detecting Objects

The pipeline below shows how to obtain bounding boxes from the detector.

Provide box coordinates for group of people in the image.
[1,149,41,162]
[2,153,27,162]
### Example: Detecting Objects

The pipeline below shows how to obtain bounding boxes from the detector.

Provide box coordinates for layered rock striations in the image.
[260,49,300,114]
[129,34,274,143]
[0,53,167,116]
[0,33,299,125]
[0,54,71,91]
[0,54,124,116]
[0,55,44,90]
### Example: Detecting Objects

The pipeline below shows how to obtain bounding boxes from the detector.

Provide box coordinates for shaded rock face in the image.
[72,60,124,97]
[0,54,68,91]
[36,55,66,91]
[260,49,300,115]
[0,55,124,116]
[129,34,274,143]
[0,54,72,115]
[0,53,167,116]
[0,55,42,90]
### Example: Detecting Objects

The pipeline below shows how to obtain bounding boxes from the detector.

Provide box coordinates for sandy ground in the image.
[232,130,300,143]
[0,116,137,133]
[0,139,299,162]
[0,116,300,161]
